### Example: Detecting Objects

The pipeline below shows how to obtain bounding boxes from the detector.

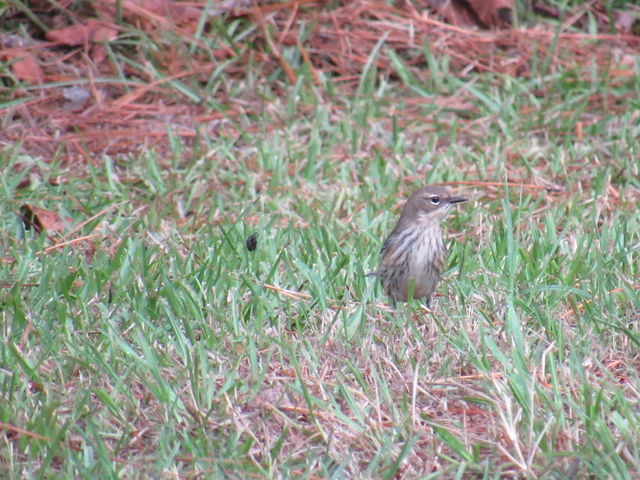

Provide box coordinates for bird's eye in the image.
[430,196,440,205]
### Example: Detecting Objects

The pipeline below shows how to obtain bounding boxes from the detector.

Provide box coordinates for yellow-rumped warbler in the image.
[372,186,467,308]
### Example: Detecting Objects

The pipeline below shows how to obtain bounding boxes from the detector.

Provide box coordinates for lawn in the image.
[1,1,639,478]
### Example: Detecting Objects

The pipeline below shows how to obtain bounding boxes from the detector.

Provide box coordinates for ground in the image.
[1,1,640,478]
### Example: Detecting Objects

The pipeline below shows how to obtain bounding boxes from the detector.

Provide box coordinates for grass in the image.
[2,3,640,479]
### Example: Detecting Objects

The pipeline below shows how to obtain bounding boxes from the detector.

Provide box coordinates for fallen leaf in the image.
[466,0,513,27]
[19,205,68,234]
[45,19,118,47]
[46,23,90,46]
[426,0,513,28]
[8,53,44,84]
[87,19,118,42]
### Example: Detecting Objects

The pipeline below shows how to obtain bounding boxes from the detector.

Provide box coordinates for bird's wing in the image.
[380,237,390,255]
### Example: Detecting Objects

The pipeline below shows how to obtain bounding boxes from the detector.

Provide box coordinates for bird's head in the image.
[401,185,467,224]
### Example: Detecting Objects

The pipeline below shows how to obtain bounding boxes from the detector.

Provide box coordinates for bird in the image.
[372,185,467,308]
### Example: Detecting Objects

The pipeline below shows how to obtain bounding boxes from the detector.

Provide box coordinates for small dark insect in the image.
[246,233,258,252]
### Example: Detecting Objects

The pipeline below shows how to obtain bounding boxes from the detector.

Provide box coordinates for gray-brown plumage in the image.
[374,186,467,307]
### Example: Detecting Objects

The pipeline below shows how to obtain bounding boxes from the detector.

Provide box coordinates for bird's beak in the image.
[448,196,467,204]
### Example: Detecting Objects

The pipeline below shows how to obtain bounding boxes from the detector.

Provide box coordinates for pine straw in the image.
[1,0,638,160]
